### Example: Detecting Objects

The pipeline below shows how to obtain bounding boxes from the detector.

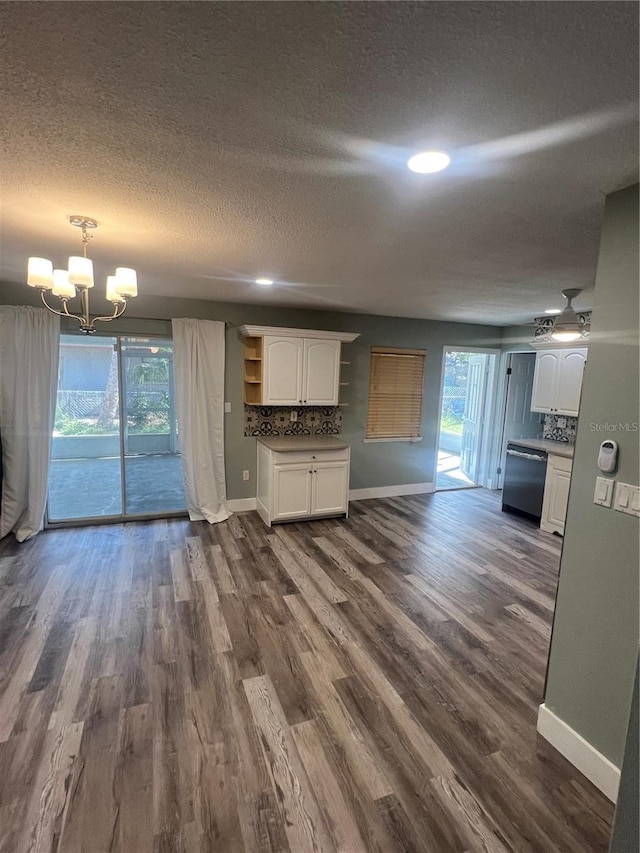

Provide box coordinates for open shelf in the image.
[243,336,263,404]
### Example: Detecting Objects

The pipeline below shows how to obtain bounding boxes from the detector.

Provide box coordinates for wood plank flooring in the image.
[0,489,613,852]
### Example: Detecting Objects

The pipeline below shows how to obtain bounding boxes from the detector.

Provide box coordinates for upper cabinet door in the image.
[303,339,341,405]
[555,349,587,416]
[531,350,560,413]
[263,337,304,405]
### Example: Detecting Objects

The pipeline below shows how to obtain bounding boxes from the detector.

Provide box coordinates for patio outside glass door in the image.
[48,334,186,522]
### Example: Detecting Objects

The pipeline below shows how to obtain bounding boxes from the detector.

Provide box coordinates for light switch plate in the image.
[613,482,640,517]
[593,477,614,507]
[224,401,231,413]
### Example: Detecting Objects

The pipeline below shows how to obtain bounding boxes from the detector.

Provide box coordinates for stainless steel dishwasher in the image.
[501,442,548,520]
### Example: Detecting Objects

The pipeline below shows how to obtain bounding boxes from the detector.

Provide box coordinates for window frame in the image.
[364,346,427,442]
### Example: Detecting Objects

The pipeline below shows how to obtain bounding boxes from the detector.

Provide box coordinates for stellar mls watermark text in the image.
[589,422,639,432]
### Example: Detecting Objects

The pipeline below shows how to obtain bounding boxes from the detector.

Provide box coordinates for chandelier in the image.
[26,215,138,333]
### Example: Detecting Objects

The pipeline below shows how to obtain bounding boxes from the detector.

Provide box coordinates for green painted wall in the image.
[0,281,501,499]
[544,184,640,766]
[609,660,639,852]
[500,325,535,353]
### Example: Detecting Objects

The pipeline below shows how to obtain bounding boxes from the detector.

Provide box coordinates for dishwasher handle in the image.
[506,449,547,462]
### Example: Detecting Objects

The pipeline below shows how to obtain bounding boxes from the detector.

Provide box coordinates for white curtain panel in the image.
[172,318,230,523]
[0,306,60,541]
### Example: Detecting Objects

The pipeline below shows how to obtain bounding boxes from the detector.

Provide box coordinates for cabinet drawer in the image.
[272,448,349,466]
[549,454,573,473]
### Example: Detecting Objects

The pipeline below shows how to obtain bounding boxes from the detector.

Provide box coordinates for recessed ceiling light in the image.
[544,308,562,315]
[255,277,274,286]
[407,151,451,174]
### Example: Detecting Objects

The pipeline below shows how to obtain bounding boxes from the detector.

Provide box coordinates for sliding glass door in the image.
[48,334,186,522]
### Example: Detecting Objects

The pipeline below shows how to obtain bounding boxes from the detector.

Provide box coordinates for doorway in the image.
[436,348,498,491]
[48,334,187,523]
[495,352,543,490]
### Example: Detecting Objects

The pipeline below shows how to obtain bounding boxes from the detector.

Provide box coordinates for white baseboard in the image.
[228,485,435,512]
[537,703,620,802]
[228,497,257,512]
[349,482,435,501]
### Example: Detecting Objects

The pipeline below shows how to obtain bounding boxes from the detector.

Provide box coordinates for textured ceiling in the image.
[0,2,637,324]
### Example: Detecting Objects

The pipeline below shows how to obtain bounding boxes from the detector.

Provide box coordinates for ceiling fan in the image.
[527,288,590,342]
[547,288,589,342]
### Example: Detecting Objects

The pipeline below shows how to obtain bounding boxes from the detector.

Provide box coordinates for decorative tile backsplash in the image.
[244,405,342,437]
[543,413,578,443]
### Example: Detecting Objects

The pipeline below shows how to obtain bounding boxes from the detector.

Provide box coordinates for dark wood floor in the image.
[0,489,613,852]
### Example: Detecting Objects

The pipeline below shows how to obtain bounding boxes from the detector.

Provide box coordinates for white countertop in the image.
[257,435,349,452]
[507,438,574,458]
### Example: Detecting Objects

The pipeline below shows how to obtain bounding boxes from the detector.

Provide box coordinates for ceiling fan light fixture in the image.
[549,288,584,342]
[550,328,583,342]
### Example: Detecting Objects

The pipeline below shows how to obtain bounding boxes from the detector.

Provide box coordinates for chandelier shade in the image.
[68,256,94,288]
[26,215,138,333]
[27,257,54,289]
[115,267,137,297]
[106,275,125,304]
[52,269,76,299]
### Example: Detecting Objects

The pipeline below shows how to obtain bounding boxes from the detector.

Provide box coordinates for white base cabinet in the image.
[257,443,350,527]
[540,454,573,535]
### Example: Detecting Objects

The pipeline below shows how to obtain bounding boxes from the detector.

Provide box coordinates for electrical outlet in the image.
[290,410,298,422]
[557,416,567,428]
[242,470,250,481]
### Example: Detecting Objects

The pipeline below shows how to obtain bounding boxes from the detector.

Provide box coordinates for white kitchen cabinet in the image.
[540,453,573,535]
[262,336,305,405]
[256,439,350,526]
[262,335,340,406]
[240,326,359,406]
[303,339,341,405]
[531,348,587,416]
[273,463,312,518]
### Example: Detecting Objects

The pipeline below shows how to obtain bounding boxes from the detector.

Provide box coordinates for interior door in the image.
[498,353,541,488]
[460,354,488,482]
[303,339,340,405]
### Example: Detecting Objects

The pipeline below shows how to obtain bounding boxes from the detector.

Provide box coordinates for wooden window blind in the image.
[366,347,426,439]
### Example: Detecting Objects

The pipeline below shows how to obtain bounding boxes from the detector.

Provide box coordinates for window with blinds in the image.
[366,347,426,440]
